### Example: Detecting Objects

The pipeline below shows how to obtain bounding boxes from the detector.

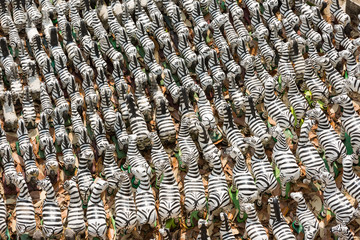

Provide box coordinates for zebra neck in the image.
[341,106,355,118]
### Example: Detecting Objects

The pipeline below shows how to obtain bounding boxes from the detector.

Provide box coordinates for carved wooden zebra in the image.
[242,203,268,240]
[331,224,354,240]
[290,192,319,240]
[219,212,236,240]
[268,197,296,239]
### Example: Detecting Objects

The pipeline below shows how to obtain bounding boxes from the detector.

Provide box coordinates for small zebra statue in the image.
[270,125,300,197]
[219,212,236,240]
[330,94,360,156]
[290,192,319,240]
[331,224,354,240]
[268,196,296,240]
[341,154,360,213]
[115,171,137,235]
[37,177,64,239]
[132,164,157,229]
[63,180,86,237]
[241,203,268,240]
[318,171,358,224]
[87,178,108,240]
[12,172,37,238]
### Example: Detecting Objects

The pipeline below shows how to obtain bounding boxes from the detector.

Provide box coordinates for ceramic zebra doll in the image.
[268,197,296,240]
[219,212,236,240]
[223,105,247,153]
[182,149,207,226]
[296,117,327,184]
[93,118,110,156]
[330,0,350,27]
[3,91,17,132]
[23,144,39,183]
[191,1,208,35]
[2,148,17,186]
[322,33,341,68]
[290,192,319,240]
[242,96,271,144]
[306,104,347,174]
[245,137,277,206]
[132,164,157,229]
[229,146,258,216]
[134,77,152,122]
[114,112,129,152]
[37,177,64,239]
[61,134,76,173]
[213,83,227,122]
[17,118,31,156]
[242,203,268,240]
[38,112,53,151]
[153,140,181,225]
[115,171,137,234]
[87,178,108,240]
[63,180,86,237]
[270,126,300,197]
[126,93,151,150]
[318,171,358,224]
[22,86,36,128]
[102,144,122,191]
[334,24,356,54]
[330,94,360,156]
[341,154,360,213]
[74,153,94,206]
[331,224,354,240]
[0,125,10,158]
[263,79,297,141]
[311,6,333,35]
[12,173,37,238]
[159,228,172,240]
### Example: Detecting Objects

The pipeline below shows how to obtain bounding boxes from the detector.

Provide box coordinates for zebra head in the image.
[331,223,352,238]
[290,191,304,202]
[329,94,350,106]
[269,125,283,139]
[63,179,77,193]
[92,178,108,195]
[342,154,358,167]
[241,203,255,215]
[116,171,129,189]
[318,171,333,186]
[132,164,150,181]
[219,212,231,231]
[37,176,53,192]
[305,104,322,121]
[159,228,171,239]
[198,219,209,239]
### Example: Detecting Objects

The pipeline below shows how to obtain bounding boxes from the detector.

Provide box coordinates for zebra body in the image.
[299,15,321,44]
[44,139,59,178]
[61,134,76,172]
[242,203,268,240]
[290,192,319,240]
[322,33,341,67]
[63,180,86,235]
[22,144,39,183]
[306,105,346,173]
[74,154,94,206]
[103,144,122,190]
[334,24,356,53]
[331,224,355,240]
[296,118,327,184]
[17,119,31,156]
[319,171,357,224]
[100,88,116,132]
[268,197,296,240]
[22,86,36,128]
[223,105,247,152]
[37,177,63,238]
[114,112,129,152]
[2,148,17,185]
[93,118,109,156]
[87,179,108,239]
[13,173,37,237]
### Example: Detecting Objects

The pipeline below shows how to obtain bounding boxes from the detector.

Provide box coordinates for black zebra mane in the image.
[273,197,282,222]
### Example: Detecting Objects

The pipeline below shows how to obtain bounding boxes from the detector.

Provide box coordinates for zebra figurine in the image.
[213,83,227,122]
[163,40,181,75]
[82,73,98,107]
[193,120,220,163]
[61,134,76,173]
[229,146,258,216]
[223,105,247,153]
[299,15,322,44]
[219,212,236,240]
[93,118,110,156]
[191,1,208,35]
[132,165,158,229]
[38,112,53,151]
[12,0,26,31]
[311,6,333,34]
[67,77,84,114]
[284,75,309,127]
[87,178,108,240]
[197,219,211,240]
[23,144,39,183]
[264,79,297,140]
[159,228,172,240]
[134,77,152,122]
[296,117,327,184]
[115,171,137,234]
[74,153,94,206]
[0,126,10,158]
[306,104,347,174]
[52,108,66,146]
[331,224,354,240]
[334,24,356,53]
[241,203,268,240]
[44,139,59,180]
[17,118,31,156]
[268,197,296,240]
[22,86,36,128]
[76,128,94,169]
[208,0,226,29]
[245,137,278,205]
[330,0,350,27]
[2,148,17,185]
[290,192,319,240]
[155,148,181,225]
[100,88,116,132]
[183,150,207,226]
[322,33,341,67]
[225,0,243,20]
[63,180,86,237]
[318,171,358,224]
[178,116,200,169]
[208,49,226,84]
[341,154,360,212]
[51,81,69,119]
[280,0,299,28]
[37,177,63,238]
[242,96,271,144]
[330,94,360,155]
[193,26,211,61]
[126,94,151,150]
[339,50,357,76]
[302,59,329,106]
[163,69,180,104]
[193,86,217,132]
[114,112,129,152]
[12,173,37,238]
[102,144,122,191]
[344,76,360,97]
[2,91,17,132]
[0,192,6,239]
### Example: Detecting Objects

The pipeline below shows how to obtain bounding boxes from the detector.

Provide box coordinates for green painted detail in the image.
[275,166,291,199]
[20,234,31,240]
[131,175,140,189]
[55,141,62,154]
[189,211,200,227]
[290,106,297,129]
[345,71,348,79]
[15,141,21,156]
[292,221,303,234]
[136,46,145,58]
[343,133,353,155]
[175,150,186,171]
[165,218,178,229]
[155,174,164,189]
[36,136,45,159]
[5,228,10,240]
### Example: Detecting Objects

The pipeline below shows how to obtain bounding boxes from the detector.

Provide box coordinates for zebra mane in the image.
[127,94,137,116]
[0,38,9,58]
[195,1,201,15]
[248,96,256,119]
[180,87,190,109]
[0,0,5,12]
[224,213,230,231]
[136,0,141,12]
[160,99,167,115]
[273,197,282,222]
[226,105,235,128]
[80,20,88,37]
[200,222,208,240]
[84,0,90,11]
[65,23,73,42]
[165,228,172,240]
